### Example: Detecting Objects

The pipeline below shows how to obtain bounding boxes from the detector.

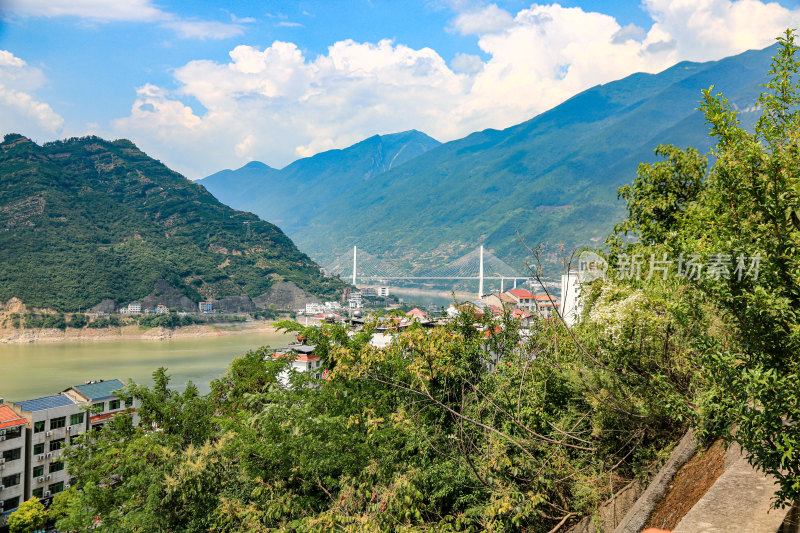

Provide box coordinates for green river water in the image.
[0,331,293,402]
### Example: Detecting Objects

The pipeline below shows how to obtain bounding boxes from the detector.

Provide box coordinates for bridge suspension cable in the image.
[323,245,534,298]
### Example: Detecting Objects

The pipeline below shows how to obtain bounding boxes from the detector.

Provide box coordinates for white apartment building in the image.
[271,345,323,387]
[11,393,85,501]
[348,293,363,309]
[0,405,27,518]
[560,272,583,326]
[63,379,136,431]
[305,303,325,315]
[7,378,137,506]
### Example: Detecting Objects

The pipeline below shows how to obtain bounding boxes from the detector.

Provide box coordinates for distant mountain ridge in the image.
[200,44,776,272]
[200,129,440,230]
[0,134,345,311]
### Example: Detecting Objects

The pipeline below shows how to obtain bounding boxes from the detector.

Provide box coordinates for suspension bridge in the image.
[323,246,540,297]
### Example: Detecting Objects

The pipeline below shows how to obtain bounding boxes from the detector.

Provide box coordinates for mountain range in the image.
[202,130,440,232]
[199,44,776,273]
[0,134,345,312]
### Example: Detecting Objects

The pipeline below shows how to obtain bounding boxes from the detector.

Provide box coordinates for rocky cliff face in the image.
[141,280,196,311]
[253,281,319,311]
[0,134,347,311]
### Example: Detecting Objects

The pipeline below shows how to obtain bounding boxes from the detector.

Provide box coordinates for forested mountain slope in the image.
[0,134,345,311]
[280,45,774,269]
[200,129,440,232]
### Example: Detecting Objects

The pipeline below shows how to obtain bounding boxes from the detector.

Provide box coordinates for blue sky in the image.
[2,0,800,178]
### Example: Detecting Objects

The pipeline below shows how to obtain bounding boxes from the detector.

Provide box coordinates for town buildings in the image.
[0,379,137,520]
[11,394,83,503]
[505,289,537,312]
[560,272,582,326]
[63,380,135,431]
[0,406,27,516]
[479,288,559,321]
[271,344,323,387]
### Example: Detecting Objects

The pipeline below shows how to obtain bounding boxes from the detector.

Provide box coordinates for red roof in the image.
[512,309,532,318]
[406,308,429,320]
[272,352,320,362]
[507,289,534,299]
[483,326,503,338]
[0,406,26,429]
[533,294,556,301]
[90,408,135,423]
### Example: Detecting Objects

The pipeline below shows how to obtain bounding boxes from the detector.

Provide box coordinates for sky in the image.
[2,0,800,178]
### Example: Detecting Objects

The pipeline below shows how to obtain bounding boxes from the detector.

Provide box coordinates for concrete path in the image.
[673,445,791,533]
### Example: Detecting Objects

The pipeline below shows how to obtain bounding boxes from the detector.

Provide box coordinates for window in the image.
[49,461,64,473]
[48,481,64,494]
[3,427,22,440]
[92,424,104,431]
[49,438,65,452]
[69,412,84,425]
[124,397,133,408]
[109,399,121,410]
[2,473,20,487]
[33,443,44,455]
[92,402,104,413]
[32,466,44,477]
[32,488,43,498]
[50,417,66,430]
[2,496,19,511]
[1,448,20,462]
[33,421,44,433]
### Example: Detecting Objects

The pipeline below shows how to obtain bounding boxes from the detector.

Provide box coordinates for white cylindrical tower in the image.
[478,245,484,298]
[352,246,357,285]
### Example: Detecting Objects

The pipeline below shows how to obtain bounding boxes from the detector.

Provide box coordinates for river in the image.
[0,331,293,402]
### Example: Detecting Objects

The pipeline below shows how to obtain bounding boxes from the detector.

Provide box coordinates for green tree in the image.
[610,144,706,250]
[610,29,800,506]
[7,498,47,533]
[684,29,800,506]
[67,313,87,328]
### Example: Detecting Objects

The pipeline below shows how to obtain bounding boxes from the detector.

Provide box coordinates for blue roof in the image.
[72,379,126,401]
[16,394,76,412]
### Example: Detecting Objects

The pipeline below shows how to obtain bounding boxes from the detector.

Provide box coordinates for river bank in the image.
[0,329,294,400]
[0,320,283,344]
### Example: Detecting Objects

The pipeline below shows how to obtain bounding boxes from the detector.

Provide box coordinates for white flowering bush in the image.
[586,282,667,350]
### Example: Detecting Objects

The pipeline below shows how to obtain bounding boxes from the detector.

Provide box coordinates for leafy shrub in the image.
[68,313,88,328]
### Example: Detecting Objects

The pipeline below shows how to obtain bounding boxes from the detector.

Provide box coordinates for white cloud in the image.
[0,51,64,140]
[277,21,304,28]
[451,4,515,34]
[451,52,484,74]
[111,0,800,178]
[611,23,646,44]
[5,0,245,40]
[5,0,162,21]
[643,0,800,61]
[163,20,244,40]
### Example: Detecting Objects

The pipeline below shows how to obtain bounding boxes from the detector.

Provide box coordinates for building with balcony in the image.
[63,379,135,431]
[10,394,84,501]
[271,344,323,387]
[0,406,27,517]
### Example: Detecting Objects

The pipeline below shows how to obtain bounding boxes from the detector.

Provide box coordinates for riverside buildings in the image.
[0,379,136,521]
[0,406,27,516]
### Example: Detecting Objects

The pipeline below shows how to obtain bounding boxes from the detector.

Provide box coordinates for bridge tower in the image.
[352,245,357,285]
[478,245,484,298]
